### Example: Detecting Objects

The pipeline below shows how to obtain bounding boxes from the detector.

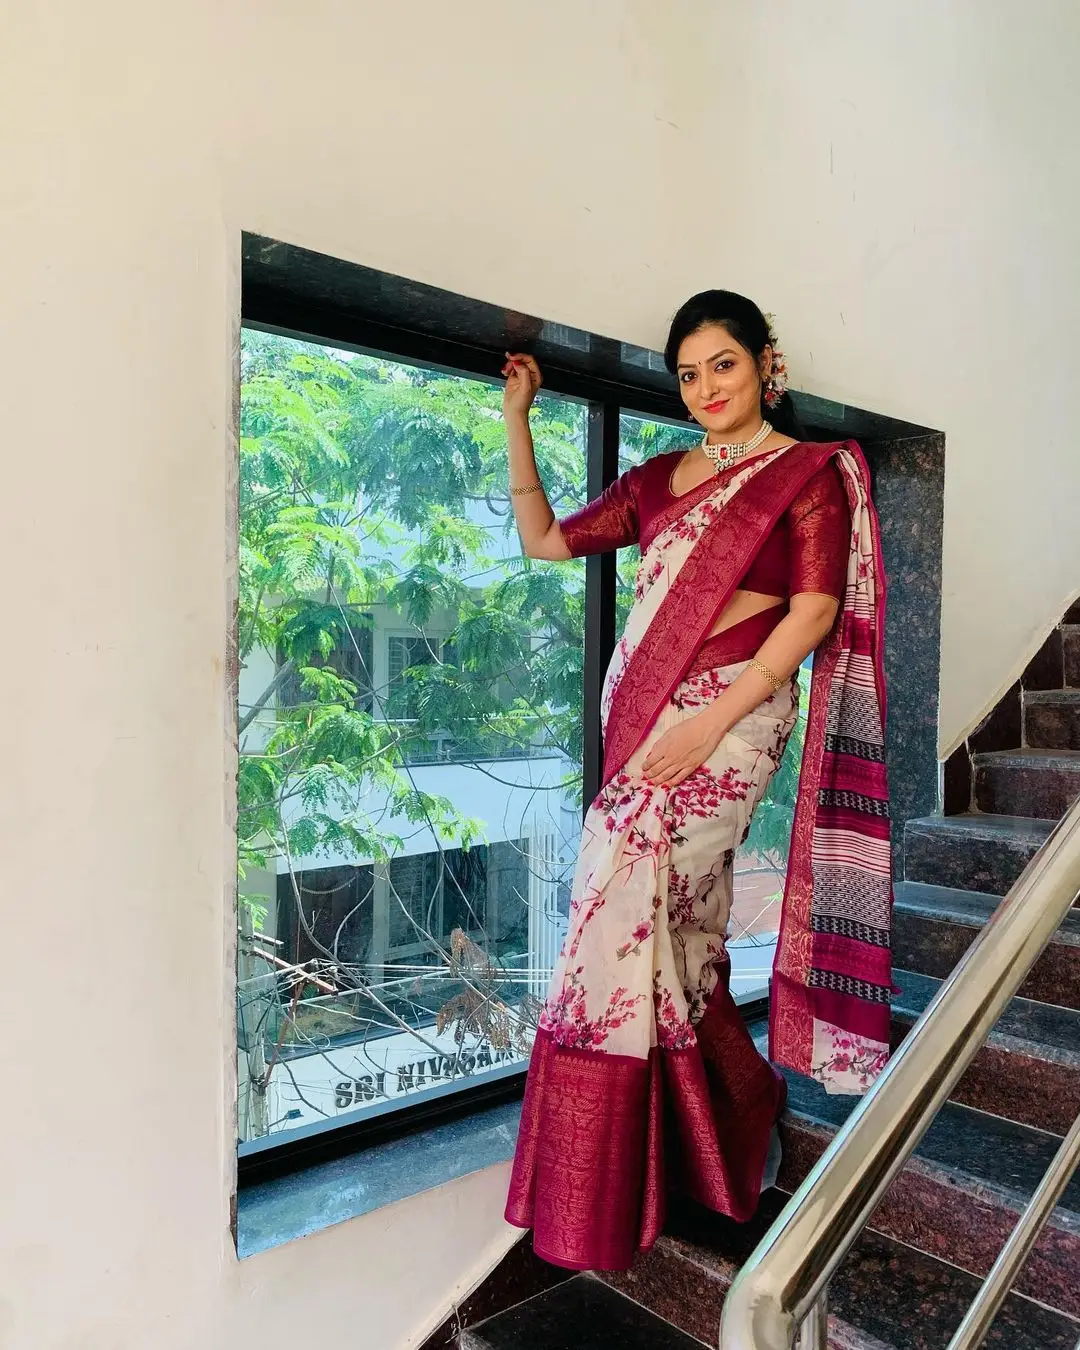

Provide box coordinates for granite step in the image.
[778,1070,1080,1317]
[973,748,1080,820]
[1026,689,1080,751]
[891,968,1080,1135]
[904,813,1054,895]
[462,1275,702,1350]
[600,1190,1080,1349]
[892,881,1080,1008]
[1065,625,1080,688]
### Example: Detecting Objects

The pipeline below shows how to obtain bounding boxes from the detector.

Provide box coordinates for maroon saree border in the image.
[505,961,784,1271]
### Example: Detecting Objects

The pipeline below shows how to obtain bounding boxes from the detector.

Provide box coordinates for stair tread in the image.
[972,747,1080,769]
[782,1072,1080,1224]
[893,968,1080,1065]
[906,812,1055,843]
[753,1016,1080,1221]
[894,880,1080,946]
[462,1276,703,1349]
[1026,688,1080,705]
[662,1191,1080,1350]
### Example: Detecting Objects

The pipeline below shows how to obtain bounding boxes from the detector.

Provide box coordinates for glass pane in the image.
[618,414,805,1003]
[236,331,586,1144]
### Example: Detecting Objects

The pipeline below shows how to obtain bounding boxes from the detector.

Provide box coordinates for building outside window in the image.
[236,331,587,1145]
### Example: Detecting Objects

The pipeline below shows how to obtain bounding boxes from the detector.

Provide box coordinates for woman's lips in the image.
[703,400,728,413]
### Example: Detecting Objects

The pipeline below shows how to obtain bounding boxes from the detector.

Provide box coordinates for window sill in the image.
[235,1096,522,1259]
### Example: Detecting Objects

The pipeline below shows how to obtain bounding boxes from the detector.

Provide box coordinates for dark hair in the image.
[664,289,804,440]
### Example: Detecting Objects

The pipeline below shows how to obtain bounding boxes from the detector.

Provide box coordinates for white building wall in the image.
[7,3,1080,1348]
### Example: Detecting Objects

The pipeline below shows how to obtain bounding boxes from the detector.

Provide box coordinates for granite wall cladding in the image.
[865,431,944,863]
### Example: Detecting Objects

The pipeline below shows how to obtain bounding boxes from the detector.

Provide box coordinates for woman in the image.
[502,291,892,1272]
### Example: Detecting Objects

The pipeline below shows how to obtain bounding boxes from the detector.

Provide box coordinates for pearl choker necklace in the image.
[702,420,773,472]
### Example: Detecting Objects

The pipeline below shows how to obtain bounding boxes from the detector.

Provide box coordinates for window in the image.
[278,612,374,713]
[237,330,586,1148]
[387,633,449,693]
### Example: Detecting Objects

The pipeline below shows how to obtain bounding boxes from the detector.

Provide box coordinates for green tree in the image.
[237,332,588,962]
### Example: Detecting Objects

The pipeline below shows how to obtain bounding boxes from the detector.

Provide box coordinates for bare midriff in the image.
[707,589,785,640]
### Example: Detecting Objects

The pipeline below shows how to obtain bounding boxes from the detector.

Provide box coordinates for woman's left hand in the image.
[642,713,724,788]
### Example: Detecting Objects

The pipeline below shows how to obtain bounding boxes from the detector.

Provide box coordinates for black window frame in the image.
[236,239,768,1189]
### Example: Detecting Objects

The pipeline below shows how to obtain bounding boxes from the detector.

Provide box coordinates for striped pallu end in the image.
[770,442,894,1095]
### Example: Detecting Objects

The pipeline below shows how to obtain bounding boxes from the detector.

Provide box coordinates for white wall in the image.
[220,0,1080,752]
[5,2,1080,1347]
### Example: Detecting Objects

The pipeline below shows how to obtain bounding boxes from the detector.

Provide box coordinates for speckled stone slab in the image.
[1064,626,1080,688]
[462,1276,705,1350]
[892,969,1080,1134]
[855,431,944,871]
[778,1072,1080,1317]
[892,881,1080,1007]
[600,1189,1080,1349]
[973,749,1080,820]
[904,813,1054,895]
[1026,689,1080,751]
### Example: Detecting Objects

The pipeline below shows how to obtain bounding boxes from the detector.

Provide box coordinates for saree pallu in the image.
[506,440,891,1271]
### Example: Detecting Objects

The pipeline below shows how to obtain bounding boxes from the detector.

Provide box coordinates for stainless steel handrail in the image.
[719,797,1080,1350]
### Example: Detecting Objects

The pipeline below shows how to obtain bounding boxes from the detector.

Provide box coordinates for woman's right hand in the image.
[502,352,543,419]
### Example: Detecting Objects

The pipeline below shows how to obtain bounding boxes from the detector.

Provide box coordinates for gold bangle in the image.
[749,658,785,692]
[510,482,544,496]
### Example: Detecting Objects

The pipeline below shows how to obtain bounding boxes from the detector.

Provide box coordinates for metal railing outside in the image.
[719,796,1080,1350]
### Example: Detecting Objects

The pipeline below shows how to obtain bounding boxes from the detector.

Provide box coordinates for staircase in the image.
[461,609,1080,1350]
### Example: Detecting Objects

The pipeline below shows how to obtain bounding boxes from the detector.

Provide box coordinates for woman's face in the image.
[676,323,769,438]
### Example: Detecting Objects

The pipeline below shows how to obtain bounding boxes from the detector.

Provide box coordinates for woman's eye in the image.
[680,371,695,383]
[716,360,735,372]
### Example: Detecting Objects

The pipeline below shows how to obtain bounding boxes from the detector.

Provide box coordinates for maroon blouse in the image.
[559,447,849,601]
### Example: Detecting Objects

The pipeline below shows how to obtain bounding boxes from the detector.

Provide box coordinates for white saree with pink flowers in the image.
[506,441,891,1271]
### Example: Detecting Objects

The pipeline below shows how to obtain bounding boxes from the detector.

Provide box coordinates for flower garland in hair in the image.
[763,312,789,409]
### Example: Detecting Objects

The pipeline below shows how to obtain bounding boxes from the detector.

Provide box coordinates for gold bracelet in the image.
[510,482,544,496]
[749,658,785,692]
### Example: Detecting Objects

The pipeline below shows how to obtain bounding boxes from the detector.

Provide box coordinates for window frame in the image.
[236,268,768,1190]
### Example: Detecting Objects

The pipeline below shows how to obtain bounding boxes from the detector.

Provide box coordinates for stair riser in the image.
[600,1246,726,1348]
[1026,701,1080,751]
[599,1242,872,1350]
[780,1117,1080,1319]
[893,911,1080,1009]
[1065,627,1080,687]
[892,1013,1080,1135]
[973,762,1080,820]
[904,824,1043,895]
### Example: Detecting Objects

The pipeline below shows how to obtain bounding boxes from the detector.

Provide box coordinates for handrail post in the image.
[945,1111,1080,1349]
[794,1292,828,1350]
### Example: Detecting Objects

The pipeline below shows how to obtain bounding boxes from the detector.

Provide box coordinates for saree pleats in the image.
[505,662,796,1269]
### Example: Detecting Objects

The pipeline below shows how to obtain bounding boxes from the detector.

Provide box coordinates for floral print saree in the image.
[505,441,891,1271]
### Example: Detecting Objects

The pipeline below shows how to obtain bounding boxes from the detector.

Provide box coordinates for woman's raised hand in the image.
[502,352,543,419]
